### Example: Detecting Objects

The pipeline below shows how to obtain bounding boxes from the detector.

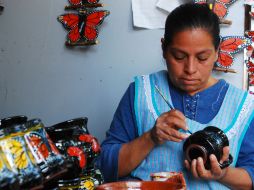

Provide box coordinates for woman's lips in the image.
[181,78,198,85]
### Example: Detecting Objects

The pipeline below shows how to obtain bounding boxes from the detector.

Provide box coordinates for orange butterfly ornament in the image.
[194,0,239,25]
[214,36,251,72]
[58,10,109,46]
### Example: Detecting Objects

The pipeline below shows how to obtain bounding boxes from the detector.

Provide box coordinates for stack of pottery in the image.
[46,117,103,190]
[0,115,65,189]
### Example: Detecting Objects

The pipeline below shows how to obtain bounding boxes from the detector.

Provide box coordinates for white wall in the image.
[0,0,245,142]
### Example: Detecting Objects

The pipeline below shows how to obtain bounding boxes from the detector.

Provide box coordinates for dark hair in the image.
[163,3,220,51]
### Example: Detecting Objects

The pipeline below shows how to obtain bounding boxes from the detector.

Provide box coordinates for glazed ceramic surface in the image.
[46,117,103,189]
[24,119,65,178]
[0,115,28,129]
[183,126,233,169]
[0,123,42,188]
[96,181,186,190]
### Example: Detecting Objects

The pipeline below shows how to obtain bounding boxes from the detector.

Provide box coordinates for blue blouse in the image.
[96,79,254,185]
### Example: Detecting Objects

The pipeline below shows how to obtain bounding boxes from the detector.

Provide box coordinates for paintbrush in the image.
[155,85,192,135]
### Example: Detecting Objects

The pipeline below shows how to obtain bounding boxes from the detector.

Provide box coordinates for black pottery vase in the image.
[46,117,103,189]
[183,126,233,170]
[0,115,28,129]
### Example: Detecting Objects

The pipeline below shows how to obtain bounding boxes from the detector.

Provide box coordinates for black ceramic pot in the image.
[0,115,28,129]
[46,117,101,177]
[183,126,233,170]
[58,168,104,189]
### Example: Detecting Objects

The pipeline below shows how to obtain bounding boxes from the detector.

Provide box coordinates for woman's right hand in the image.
[150,109,189,145]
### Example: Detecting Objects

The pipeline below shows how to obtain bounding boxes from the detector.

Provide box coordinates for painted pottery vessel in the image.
[96,181,186,190]
[46,117,103,189]
[0,129,20,190]
[58,169,103,190]
[0,115,28,129]
[183,126,233,169]
[151,171,186,187]
[0,124,42,188]
[24,119,65,179]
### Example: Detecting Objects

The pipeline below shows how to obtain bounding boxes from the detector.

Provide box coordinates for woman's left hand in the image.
[184,146,230,180]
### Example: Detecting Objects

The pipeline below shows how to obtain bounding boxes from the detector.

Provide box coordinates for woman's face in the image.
[163,28,218,96]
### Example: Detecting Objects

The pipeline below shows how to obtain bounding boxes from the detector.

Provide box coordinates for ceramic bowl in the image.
[96,181,186,190]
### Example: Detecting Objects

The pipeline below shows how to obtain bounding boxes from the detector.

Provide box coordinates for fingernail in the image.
[182,134,190,138]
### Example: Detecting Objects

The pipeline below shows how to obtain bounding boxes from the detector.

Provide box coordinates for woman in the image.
[97,3,254,190]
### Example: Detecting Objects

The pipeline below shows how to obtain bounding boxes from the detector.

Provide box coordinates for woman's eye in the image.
[173,54,185,60]
[197,56,208,61]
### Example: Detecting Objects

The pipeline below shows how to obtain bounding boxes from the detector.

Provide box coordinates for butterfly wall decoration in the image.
[58,0,110,46]
[65,0,103,10]
[214,36,251,72]
[58,10,109,46]
[242,3,254,91]
[250,12,254,18]
[244,31,254,85]
[194,0,239,25]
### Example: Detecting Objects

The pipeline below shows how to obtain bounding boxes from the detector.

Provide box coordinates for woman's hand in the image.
[184,146,230,180]
[150,109,189,145]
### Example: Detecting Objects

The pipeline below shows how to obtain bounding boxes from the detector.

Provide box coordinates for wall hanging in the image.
[214,35,251,73]
[193,0,238,25]
[58,0,110,46]
[193,0,251,74]
[65,0,103,9]
[244,1,254,92]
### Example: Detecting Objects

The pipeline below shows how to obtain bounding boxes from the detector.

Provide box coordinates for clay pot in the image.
[183,126,233,169]
[46,117,103,188]
[96,181,186,190]
[24,119,65,178]
[0,122,42,188]
[0,115,27,129]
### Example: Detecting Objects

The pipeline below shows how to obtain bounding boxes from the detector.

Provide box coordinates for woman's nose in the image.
[184,58,197,74]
